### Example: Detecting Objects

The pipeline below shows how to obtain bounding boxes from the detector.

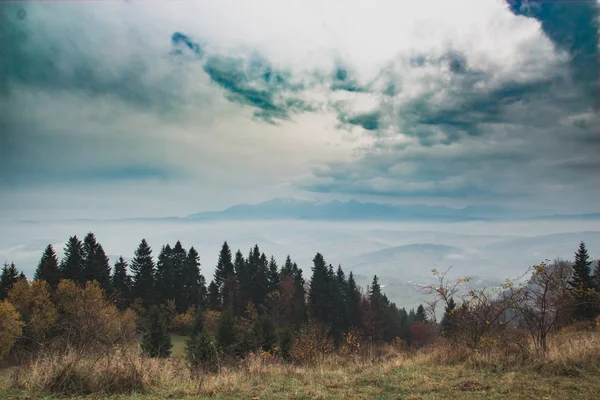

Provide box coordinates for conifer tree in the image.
[216,308,237,353]
[141,305,172,358]
[207,281,220,310]
[181,246,207,311]
[0,262,20,300]
[233,249,247,316]
[111,256,132,310]
[330,265,349,344]
[440,297,456,337]
[185,307,218,372]
[34,244,61,290]
[346,272,362,329]
[214,242,234,293]
[267,256,280,294]
[60,236,84,283]
[171,241,187,308]
[570,241,596,320]
[82,234,111,294]
[253,252,270,308]
[309,253,333,325]
[155,244,175,305]
[415,304,427,323]
[254,314,277,352]
[131,239,155,307]
[594,260,600,291]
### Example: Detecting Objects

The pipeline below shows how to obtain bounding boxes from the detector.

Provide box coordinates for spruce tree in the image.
[214,242,233,292]
[155,244,175,305]
[185,307,218,372]
[570,241,595,320]
[309,253,333,325]
[415,304,427,322]
[254,314,277,352]
[61,236,84,283]
[131,239,155,307]
[0,262,20,300]
[112,256,132,310]
[346,272,362,329]
[82,232,111,290]
[207,280,221,310]
[253,252,270,309]
[267,256,280,293]
[34,244,61,290]
[171,241,187,308]
[440,297,456,337]
[233,249,247,316]
[141,305,172,358]
[216,308,237,353]
[594,260,600,291]
[330,265,349,344]
[181,247,207,311]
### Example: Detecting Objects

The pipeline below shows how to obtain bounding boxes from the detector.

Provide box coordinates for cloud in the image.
[0,0,599,218]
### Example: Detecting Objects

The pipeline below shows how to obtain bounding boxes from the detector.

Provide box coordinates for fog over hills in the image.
[2,199,599,309]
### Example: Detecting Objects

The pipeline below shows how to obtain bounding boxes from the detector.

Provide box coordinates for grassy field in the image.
[1,331,599,399]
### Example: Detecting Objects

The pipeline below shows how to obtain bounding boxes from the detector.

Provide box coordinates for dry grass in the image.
[1,329,600,399]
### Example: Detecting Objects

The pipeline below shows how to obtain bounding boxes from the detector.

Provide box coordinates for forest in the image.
[1,234,599,398]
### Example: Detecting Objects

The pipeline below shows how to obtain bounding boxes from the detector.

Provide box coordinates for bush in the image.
[185,308,219,373]
[141,306,172,358]
[0,300,24,358]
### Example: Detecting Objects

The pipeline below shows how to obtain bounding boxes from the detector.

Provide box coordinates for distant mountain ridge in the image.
[186,197,509,222]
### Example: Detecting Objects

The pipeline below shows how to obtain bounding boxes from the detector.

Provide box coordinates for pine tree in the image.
[34,244,61,290]
[594,260,600,291]
[570,241,595,320]
[330,265,349,344]
[82,233,110,291]
[309,253,333,325]
[440,297,456,337]
[112,256,132,310]
[141,305,172,358]
[267,256,280,293]
[207,280,220,310]
[0,262,20,300]
[171,241,187,309]
[214,242,234,298]
[61,236,84,283]
[185,307,218,372]
[181,247,207,311]
[216,308,237,353]
[155,244,175,305]
[233,249,247,316]
[254,314,277,352]
[131,239,155,307]
[253,252,270,309]
[415,304,427,323]
[346,272,362,329]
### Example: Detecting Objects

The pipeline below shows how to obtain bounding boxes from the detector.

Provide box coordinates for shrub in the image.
[290,321,333,364]
[141,306,172,358]
[0,300,24,358]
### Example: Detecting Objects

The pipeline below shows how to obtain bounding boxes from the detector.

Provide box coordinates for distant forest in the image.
[1,233,599,365]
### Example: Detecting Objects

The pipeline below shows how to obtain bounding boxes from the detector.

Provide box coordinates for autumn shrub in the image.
[0,300,24,358]
[290,321,334,364]
[53,280,136,352]
[7,279,57,347]
[173,306,196,334]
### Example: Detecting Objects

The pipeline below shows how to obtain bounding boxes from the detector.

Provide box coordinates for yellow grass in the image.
[1,329,600,399]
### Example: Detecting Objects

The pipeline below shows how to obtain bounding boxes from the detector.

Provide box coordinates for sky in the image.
[1,0,599,221]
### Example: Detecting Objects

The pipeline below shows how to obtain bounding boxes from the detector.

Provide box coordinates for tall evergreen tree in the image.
[112,256,132,310]
[60,236,84,283]
[171,241,187,308]
[346,272,362,329]
[207,280,221,310]
[330,265,349,344]
[233,249,247,316]
[34,244,61,290]
[214,242,233,289]
[131,239,155,307]
[155,244,175,305]
[309,253,333,325]
[570,241,596,320]
[82,232,111,291]
[594,260,600,291]
[181,246,207,311]
[267,256,280,293]
[0,262,20,300]
[415,304,427,323]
